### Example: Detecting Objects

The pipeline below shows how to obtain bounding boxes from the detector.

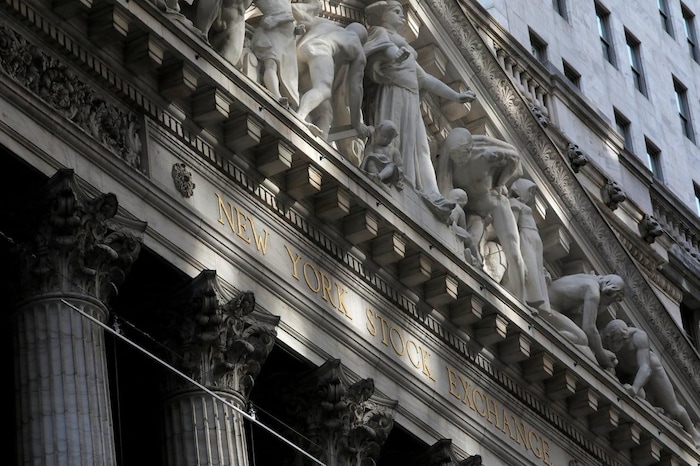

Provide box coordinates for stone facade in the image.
[0,0,699,465]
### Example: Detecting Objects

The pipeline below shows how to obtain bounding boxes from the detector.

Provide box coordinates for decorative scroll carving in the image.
[12,169,145,301]
[160,271,279,396]
[602,180,627,211]
[171,162,195,198]
[283,358,397,466]
[566,143,587,173]
[0,24,143,170]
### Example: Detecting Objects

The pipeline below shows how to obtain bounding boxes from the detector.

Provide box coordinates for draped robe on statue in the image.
[363,26,444,204]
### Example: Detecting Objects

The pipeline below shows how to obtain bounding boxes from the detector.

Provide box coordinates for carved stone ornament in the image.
[601,179,627,210]
[0,24,143,170]
[529,103,548,128]
[406,439,482,466]
[566,143,588,173]
[12,169,145,302]
[282,358,397,466]
[638,214,664,244]
[159,271,279,396]
[171,162,195,198]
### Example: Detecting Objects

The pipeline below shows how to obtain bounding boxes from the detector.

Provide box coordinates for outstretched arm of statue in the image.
[417,65,476,103]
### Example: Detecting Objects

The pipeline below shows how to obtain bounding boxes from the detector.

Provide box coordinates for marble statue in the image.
[196,0,253,66]
[359,120,404,189]
[436,128,526,301]
[363,0,476,218]
[292,1,371,143]
[447,188,481,266]
[601,319,700,446]
[509,178,551,314]
[546,273,625,369]
[250,0,302,106]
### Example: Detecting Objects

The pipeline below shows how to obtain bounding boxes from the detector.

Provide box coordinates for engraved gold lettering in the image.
[303,262,321,292]
[366,308,377,336]
[406,340,420,369]
[320,272,336,307]
[542,439,553,466]
[447,366,461,400]
[377,313,390,346]
[235,208,252,244]
[472,388,487,417]
[285,245,302,280]
[248,217,270,254]
[486,395,500,429]
[529,430,542,459]
[501,407,516,440]
[216,194,236,232]
[512,415,529,450]
[389,327,405,355]
[336,284,351,318]
[420,347,435,381]
[460,376,475,410]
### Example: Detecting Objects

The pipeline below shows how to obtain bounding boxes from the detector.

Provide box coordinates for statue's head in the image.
[365,1,404,28]
[345,22,368,44]
[442,128,474,167]
[601,319,630,352]
[448,188,468,207]
[509,178,537,204]
[600,274,625,301]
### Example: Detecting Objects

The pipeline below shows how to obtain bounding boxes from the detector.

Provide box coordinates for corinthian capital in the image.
[12,169,145,302]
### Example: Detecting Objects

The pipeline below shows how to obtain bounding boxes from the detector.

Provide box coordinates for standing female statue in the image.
[363,1,475,218]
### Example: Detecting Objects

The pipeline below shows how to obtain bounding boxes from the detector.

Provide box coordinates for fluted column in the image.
[158,271,279,466]
[9,169,145,466]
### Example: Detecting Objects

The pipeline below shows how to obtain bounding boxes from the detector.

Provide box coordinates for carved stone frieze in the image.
[0,23,143,169]
[11,169,145,302]
[429,0,700,392]
[282,359,397,466]
[159,271,279,397]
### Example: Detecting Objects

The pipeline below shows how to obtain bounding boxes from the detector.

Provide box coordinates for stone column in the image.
[158,271,279,466]
[283,359,398,466]
[9,169,145,466]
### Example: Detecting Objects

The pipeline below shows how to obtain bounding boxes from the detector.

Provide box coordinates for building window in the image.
[695,184,700,216]
[553,0,567,20]
[674,78,695,141]
[529,29,548,63]
[625,30,646,95]
[682,4,699,62]
[596,2,616,65]
[681,302,699,349]
[644,138,663,180]
[614,109,633,151]
[562,60,581,88]
[659,0,674,36]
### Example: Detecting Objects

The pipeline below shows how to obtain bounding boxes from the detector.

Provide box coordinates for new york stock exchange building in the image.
[2,0,700,464]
